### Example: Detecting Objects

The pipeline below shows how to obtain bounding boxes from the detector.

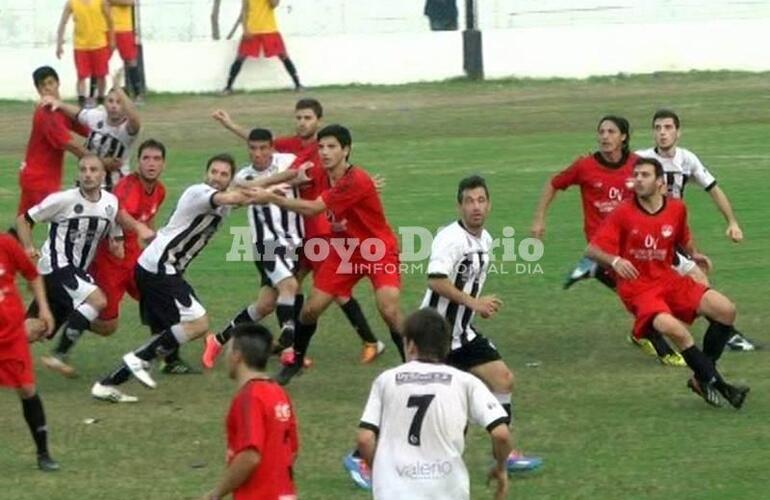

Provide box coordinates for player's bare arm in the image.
[585,244,639,280]
[428,276,502,318]
[211,110,249,142]
[64,137,89,159]
[707,185,743,242]
[55,3,72,59]
[204,449,261,500]
[487,423,512,500]
[39,95,80,119]
[530,181,557,239]
[27,276,55,339]
[210,0,222,39]
[108,236,125,259]
[15,214,40,261]
[116,209,155,242]
[256,190,325,216]
[111,68,141,134]
[356,428,377,467]
[680,237,712,273]
[101,0,116,51]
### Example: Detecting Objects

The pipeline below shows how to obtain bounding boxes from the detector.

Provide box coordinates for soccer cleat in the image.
[507,450,543,472]
[563,257,597,290]
[686,377,722,407]
[220,88,233,96]
[279,348,313,368]
[717,383,750,410]
[628,335,658,357]
[37,454,60,472]
[726,333,759,352]
[202,334,223,369]
[91,382,139,403]
[161,357,200,375]
[360,341,386,364]
[122,352,157,389]
[343,452,372,490]
[40,355,77,378]
[275,362,303,386]
[657,353,686,367]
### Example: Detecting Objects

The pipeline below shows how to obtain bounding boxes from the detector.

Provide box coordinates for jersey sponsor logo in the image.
[395,372,453,385]
[661,225,673,238]
[608,186,624,201]
[625,177,635,189]
[644,234,659,249]
[274,402,292,422]
[395,459,453,480]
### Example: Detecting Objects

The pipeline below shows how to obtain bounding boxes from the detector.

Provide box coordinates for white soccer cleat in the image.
[122,352,157,389]
[91,382,139,403]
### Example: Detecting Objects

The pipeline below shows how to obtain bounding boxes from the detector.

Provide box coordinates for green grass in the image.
[1,71,768,499]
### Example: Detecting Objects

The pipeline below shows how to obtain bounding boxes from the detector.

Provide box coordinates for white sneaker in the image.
[91,382,138,403]
[122,352,157,389]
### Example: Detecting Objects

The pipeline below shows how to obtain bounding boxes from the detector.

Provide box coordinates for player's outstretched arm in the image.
[487,424,512,500]
[707,185,743,242]
[56,3,72,59]
[111,69,141,134]
[234,169,300,190]
[262,191,325,216]
[39,95,81,120]
[211,109,249,142]
[356,429,377,467]
[530,181,557,239]
[203,449,261,500]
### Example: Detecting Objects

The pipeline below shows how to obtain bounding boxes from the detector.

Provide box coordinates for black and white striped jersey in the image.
[635,147,717,199]
[420,221,492,350]
[77,106,137,190]
[138,183,231,275]
[234,153,304,253]
[26,188,121,274]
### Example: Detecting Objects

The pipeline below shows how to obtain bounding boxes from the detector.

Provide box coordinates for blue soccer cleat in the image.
[507,450,543,472]
[343,452,372,490]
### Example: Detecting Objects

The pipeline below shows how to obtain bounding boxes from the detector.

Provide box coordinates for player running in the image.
[16,155,123,379]
[636,109,758,352]
[355,309,513,500]
[92,154,296,401]
[587,157,749,408]
[0,233,59,471]
[250,125,405,385]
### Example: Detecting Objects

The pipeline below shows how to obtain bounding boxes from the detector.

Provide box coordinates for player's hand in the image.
[373,173,386,192]
[473,295,502,318]
[211,109,232,126]
[611,257,638,280]
[39,95,60,110]
[530,219,546,240]
[244,186,271,205]
[38,307,56,339]
[487,465,509,500]
[25,246,40,262]
[692,253,713,273]
[102,157,123,172]
[295,161,313,184]
[135,223,156,243]
[726,222,743,243]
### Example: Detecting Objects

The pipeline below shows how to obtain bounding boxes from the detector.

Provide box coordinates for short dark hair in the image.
[137,138,166,159]
[652,109,681,129]
[248,128,273,143]
[598,115,631,153]
[231,323,273,370]
[635,156,664,179]
[79,153,105,171]
[403,309,451,361]
[33,66,58,88]
[457,175,489,203]
[317,124,352,149]
[295,98,323,119]
[206,153,236,177]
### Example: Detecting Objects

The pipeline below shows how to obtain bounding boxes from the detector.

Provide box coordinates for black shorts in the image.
[27,266,98,335]
[134,265,206,334]
[446,329,502,372]
[254,245,297,288]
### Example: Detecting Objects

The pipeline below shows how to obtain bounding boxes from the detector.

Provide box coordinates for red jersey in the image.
[274,134,317,160]
[591,197,691,296]
[0,234,38,343]
[20,106,89,192]
[551,152,638,242]
[226,379,298,500]
[321,166,399,259]
[98,174,166,269]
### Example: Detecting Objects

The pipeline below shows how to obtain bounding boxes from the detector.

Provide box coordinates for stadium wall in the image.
[2,18,769,100]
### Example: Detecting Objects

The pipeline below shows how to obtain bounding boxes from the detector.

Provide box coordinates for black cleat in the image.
[687,377,722,407]
[37,454,60,472]
[273,326,295,354]
[717,383,750,410]
[274,362,302,386]
[161,357,200,375]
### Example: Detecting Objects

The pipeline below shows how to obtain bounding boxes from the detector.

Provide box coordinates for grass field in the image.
[1,72,768,500]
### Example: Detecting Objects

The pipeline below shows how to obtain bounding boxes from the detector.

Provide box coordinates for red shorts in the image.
[17,187,54,216]
[114,31,137,61]
[90,257,139,321]
[237,32,287,59]
[620,274,708,339]
[0,334,35,388]
[313,252,401,298]
[74,47,110,79]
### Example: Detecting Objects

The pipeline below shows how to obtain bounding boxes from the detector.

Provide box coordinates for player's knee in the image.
[89,290,108,311]
[496,367,515,393]
[92,319,118,337]
[299,304,320,324]
[17,385,36,399]
[256,301,275,318]
[717,299,737,325]
[276,278,298,297]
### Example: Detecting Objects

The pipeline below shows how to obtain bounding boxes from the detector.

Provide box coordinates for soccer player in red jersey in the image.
[202,323,298,500]
[16,67,89,218]
[0,233,59,471]
[205,102,386,368]
[252,124,405,385]
[587,157,749,408]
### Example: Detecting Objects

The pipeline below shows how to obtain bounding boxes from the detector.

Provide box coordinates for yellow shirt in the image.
[246,0,278,35]
[111,5,133,32]
[71,0,107,50]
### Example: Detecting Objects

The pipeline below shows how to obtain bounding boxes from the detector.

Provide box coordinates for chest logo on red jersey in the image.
[608,187,624,201]
[625,177,635,190]
[644,234,659,249]
[274,403,292,422]
[661,225,673,238]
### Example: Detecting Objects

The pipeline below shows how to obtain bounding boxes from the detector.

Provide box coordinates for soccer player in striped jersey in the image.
[415,175,542,475]
[16,155,123,379]
[41,70,141,191]
[93,154,296,401]
[636,109,758,352]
